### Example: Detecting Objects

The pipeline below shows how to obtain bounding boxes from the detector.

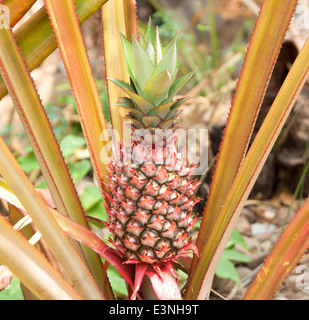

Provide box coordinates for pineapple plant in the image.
[104,22,200,264]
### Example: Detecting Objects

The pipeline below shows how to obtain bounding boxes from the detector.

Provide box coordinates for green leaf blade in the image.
[216,258,240,284]
[143,70,173,106]
[120,34,136,83]
[67,160,91,184]
[132,36,155,91]
[153,34,178,78]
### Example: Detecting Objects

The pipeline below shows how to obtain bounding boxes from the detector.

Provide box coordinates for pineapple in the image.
[105,22,200,264]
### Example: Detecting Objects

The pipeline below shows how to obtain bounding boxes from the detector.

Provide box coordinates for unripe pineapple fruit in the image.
[105,22,200,264]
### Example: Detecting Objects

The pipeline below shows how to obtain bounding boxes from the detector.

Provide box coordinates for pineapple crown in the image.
[109,21,194,131]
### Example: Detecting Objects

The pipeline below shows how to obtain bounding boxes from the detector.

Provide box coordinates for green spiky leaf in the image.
[147,100,176,118]
[143,70,173,106]
[67,160,91,184]
[146,40,156,65]
[116,104,145,120]
[152,34,178,79]
[165,97,190,120]
[120,34,135,83]
[155,27,163,65]
[108,78,134,92]
[143,21,156,50]
[141,115,162,127]
[125,117,145,129]
[166,71,195,102]
[158,118,176,129]
[132,36,155,91]
[110,79,155,113]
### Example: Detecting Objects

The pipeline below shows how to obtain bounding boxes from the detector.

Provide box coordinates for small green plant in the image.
[216,230,251,283]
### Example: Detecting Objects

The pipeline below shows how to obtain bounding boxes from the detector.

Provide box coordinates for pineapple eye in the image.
[110,176,117,185]
[123,233,139,244]
[179,177,187,187]
[140,162,157,177]
[158,184,167,195]
[173,229,187,241]
[114,238,125,251]
[125,185,141,201]
[177,212,189,228]
[162,220,171,232]
[178,195,188,206]
[132,208,151,225]
[144,180,160,196]
[167,205,174,214]
[172,230,188,249]
[178,211,186,221]
[138,195,155,210]
[138,247,155,258]
[119,208,129,217]
[147,214,165,231]
[153,166,168,184]
[124,165,135,177]
[163,249,176,260]
[141,228,159,239]
[170,191,178,200]
[140,229,159,247]
[126,251,139,261]
[125,219,143,237]
[154,238,171,250]
[148,214,164,223]
[117,187,124,196]
[167,173,175,182]
[115,221,123,229]
[186,218,194,233]
[179,165,189,177]
[137,171,147,180]
[126,218,142,228]
[153,200,161,210]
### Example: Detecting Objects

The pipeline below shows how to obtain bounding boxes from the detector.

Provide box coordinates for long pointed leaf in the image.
[0,0,109,100]
[146,265,182,300]
[131,264,148,300]
[0,177,135,296]
[0,23,87,222]
[1,0,36,28]
[191,0,298,274]
[0,137,104,300]
[0,215,81,300]
[102,0,131,140]
[185,34,309,300]
[44,0,111,193]
[123,0,138,43]
[0,20,105,289]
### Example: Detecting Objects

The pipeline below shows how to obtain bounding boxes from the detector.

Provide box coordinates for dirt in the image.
[211,203,309,300]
